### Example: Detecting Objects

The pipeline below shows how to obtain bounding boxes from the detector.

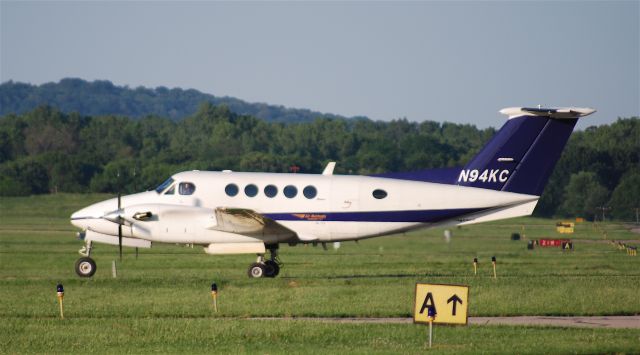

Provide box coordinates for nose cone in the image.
[70,206,94,229]
[70,198,118,230]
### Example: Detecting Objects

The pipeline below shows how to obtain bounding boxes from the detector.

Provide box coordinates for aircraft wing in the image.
[211,207,297,239]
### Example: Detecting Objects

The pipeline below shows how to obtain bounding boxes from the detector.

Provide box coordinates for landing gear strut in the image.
[75,240,97,277]
[247,245,281,278]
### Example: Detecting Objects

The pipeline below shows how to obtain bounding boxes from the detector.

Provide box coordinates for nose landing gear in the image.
[75,240,96,277]
[247,246,281,278]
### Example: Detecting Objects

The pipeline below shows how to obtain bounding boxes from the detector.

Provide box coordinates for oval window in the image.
[225,183,239,197]
[179,182,196,195]
[372,189,387,199]
[264,184,278,198]
[283,185,297,198]
[244,184,258,197]
[303,185,317,199]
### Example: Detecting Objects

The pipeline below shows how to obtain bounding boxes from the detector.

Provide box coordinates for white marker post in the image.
[112,260,117,278]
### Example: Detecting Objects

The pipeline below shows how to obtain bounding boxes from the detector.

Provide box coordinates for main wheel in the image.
[264,260,280,278]
[75,257,97,277]
[248,263,265,278]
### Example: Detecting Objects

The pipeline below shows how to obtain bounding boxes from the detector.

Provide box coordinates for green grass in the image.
[1,193,640,354]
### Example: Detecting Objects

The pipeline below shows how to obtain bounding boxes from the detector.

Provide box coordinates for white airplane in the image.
[71,106,595,278]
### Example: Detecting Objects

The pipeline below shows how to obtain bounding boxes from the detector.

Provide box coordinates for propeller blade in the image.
[118,193,121,210]
[118,223,122,261]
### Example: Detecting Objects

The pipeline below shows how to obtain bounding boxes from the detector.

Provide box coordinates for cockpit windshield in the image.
[155,177,175,193]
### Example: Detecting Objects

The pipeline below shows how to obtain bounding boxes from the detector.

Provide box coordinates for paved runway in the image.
[247,316,640,328]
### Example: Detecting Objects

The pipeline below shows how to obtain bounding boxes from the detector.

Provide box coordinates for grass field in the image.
[1,194,639,354]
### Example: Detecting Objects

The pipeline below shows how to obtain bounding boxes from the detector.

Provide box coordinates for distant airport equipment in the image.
[69,106,595,278]
[510,233,520,241]
[56,284,64,319]
[561,241,574,251]
[556,222,575,234]
[575,217,585,223]
[620,243,638,256]
[539,239,570,247]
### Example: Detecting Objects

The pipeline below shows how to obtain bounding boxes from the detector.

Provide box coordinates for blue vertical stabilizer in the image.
[456,107,595,196]
[374,107,595,197]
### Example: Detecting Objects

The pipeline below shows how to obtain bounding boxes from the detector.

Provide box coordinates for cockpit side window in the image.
[155,177,175,193]
[164,185,175,195]
[179,182,196,195]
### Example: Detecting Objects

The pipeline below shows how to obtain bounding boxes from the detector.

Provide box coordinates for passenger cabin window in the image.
[372,189,387,199]
[225,183,239,197]
[155,177,174,193]
[303,185,317,199]
[283,185,297,198]
[245,184,258,197]
[179,182,196,195]
[264,185,278,198]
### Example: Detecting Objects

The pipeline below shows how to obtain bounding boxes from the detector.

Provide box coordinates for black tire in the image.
[248,263,265,278]
[264,260,280,278]
[75,257,97,277]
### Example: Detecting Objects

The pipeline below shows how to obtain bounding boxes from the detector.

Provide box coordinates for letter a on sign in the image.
[419,292,436,315]
[414,283,469,325]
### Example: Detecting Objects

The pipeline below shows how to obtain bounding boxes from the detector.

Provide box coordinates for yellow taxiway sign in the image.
[414,283,469,325]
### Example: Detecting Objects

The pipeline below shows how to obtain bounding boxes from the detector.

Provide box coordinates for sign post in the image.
[427,306,436,348]
[414,283,469,348]
[473,258,478,275]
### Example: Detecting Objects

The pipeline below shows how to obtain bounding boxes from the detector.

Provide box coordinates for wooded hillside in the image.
[0,79,361,123]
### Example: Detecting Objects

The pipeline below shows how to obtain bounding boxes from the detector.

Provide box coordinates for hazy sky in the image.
[1,1,638,128]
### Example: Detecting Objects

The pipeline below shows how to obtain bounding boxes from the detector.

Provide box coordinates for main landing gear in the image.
[248,246,281,278]
[75,240,97,277]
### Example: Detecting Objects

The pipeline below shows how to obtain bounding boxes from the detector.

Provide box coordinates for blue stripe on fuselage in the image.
[264,208,484,223]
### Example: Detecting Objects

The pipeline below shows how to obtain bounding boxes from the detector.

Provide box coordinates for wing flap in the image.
[211,207,297,238]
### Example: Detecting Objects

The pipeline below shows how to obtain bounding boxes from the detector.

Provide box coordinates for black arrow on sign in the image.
[447,294,463,316]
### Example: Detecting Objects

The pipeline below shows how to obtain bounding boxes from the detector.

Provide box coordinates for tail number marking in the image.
[458,169,509,183]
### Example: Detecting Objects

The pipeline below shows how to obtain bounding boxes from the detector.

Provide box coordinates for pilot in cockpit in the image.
[179,182,196,195]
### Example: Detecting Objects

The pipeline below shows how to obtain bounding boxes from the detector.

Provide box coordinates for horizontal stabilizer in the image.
[500,107,596,119]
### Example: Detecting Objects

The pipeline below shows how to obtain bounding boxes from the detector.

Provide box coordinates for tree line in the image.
[0,104,638,220]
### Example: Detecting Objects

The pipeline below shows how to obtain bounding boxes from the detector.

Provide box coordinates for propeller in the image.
[118,192,122,261]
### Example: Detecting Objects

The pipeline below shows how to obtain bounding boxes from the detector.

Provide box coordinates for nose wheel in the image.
[76,240,96,277]
[75,257,97,277]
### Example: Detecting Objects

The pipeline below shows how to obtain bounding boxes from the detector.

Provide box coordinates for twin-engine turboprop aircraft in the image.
[71,106,595,278]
